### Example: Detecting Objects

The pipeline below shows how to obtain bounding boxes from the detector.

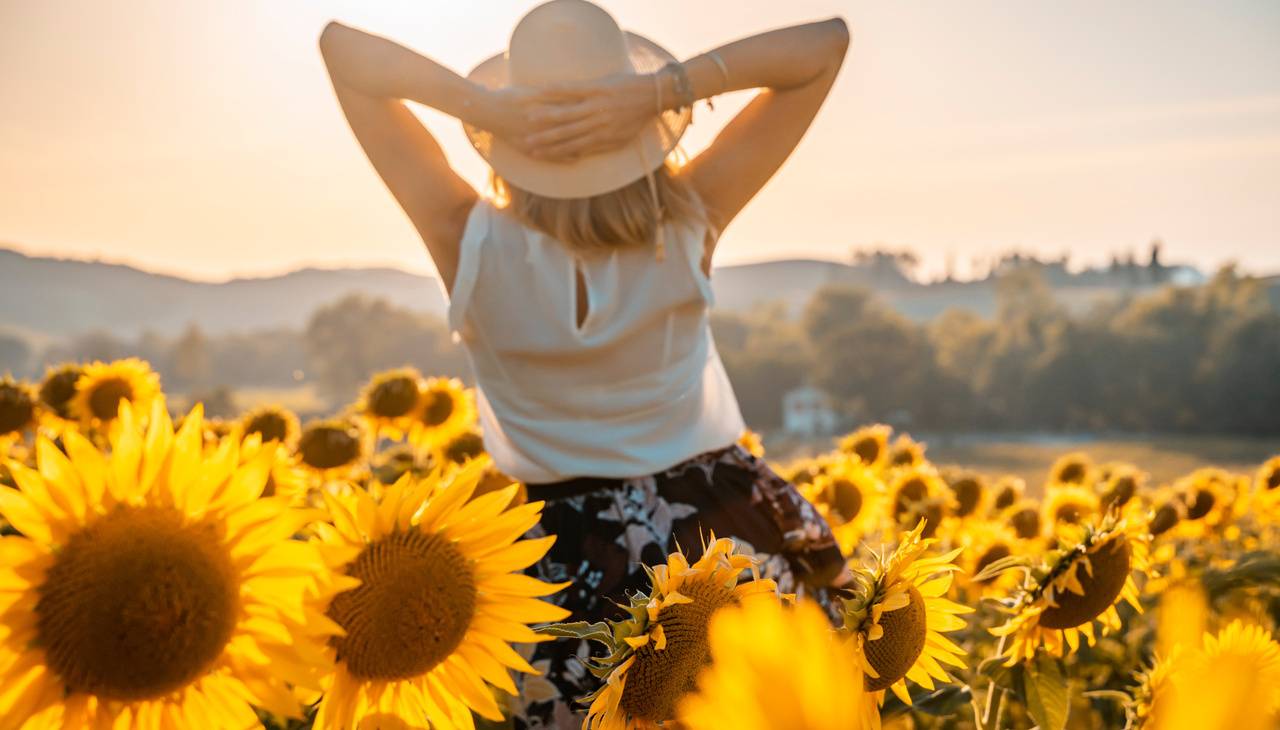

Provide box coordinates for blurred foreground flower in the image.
[0,399,336,727]
[679,598,867,730]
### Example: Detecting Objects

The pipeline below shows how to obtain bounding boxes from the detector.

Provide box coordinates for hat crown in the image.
[508,0,633,87]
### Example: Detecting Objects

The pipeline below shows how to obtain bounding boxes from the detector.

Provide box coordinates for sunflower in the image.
[781,455,832,487]
[839,424,893,471]
[677,598,865,730]
[1169,468,1237,534]
[1198,620,1280,714]
[955,520,1024,597]
[296,417,367,481]
[240,404,301,450]
[1047,451,1095,487]
[551,536,782,729]
[1002,498,1044,540]
[355,367,425,441]
[440,428,486,468]
[801,460,884,555]
[989,475,1026,515]
[1144,621,1280,730]
[0,376,38,451]
[886,465,950,538]
[239,432,311,506]
[1042,483,1101,531]
[370,443,433,487]
[886,434,926,470]
[407,377,475,452]
[991,513,1150,665]
[737,429,765,458]
[309,462,568,728]
[36,363,82,422]
[945,471,989,519]
[1256,456,1280,496]
[1147,494,1184,538]
[0,399,339,727]
[473,461,527,505]
[1098,465,1145,510]
[1131,646,1184,729]
[838,520,971,723]
[68,358,161,429]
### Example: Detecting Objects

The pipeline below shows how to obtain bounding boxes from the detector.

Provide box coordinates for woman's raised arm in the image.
[678,18,850,236]
[318,22,569,291]
[522,18,850,249]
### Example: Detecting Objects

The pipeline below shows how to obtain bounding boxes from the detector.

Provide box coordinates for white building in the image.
[782,385,839,437]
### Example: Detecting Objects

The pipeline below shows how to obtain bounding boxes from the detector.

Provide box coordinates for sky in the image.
[1,0,1278,283]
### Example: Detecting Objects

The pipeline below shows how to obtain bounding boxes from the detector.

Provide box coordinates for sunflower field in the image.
[1,359,1278,730]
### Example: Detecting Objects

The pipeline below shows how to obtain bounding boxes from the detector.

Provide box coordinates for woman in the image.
[319,1,850,724]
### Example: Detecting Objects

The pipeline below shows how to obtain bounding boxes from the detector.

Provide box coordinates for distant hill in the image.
[0,245,1255,342]
[0,247,447,338]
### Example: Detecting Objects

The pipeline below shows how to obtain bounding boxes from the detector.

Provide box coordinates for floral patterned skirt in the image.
[510,444,844,728]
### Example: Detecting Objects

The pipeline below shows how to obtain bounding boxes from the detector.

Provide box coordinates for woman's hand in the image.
[515,73,660,162]
[469,86,585,157]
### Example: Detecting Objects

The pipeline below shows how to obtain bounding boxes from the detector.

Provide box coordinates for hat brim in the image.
[462,32,690,200]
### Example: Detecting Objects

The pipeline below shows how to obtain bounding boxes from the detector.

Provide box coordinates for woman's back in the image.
[448,198,745,483]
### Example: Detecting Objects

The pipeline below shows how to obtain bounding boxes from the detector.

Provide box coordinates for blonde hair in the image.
[491,161,708,252]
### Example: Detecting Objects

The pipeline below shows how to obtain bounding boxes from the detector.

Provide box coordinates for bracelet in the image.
[705,50,730,92]
[661,61,695,111]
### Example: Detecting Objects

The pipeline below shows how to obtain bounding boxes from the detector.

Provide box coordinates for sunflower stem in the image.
[982,633,1009,728]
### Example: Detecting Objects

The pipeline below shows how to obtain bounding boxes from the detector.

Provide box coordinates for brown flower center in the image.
[246,410,292,444]
[851,437,882,465]
[444,432,485,464]
[893,478,929,520]
[39,366,81,419]
[993,485,1019,511]
[951,478,984,517]
[1010,508,1042,539]
[0,383,36,434]
[327,529,477,681]
[1183,489,1215,521]
[298,423,361,470]
[1054,502,1088,525]
[891,446,918,467]
[420,390,456,427]
[864,586,928,691]
[974,544,1012,583]
[826,478,864,523]
[1055,461,1088,485]
[1266,468,1280,491]
[87,377,133,421]
[1150,503,1181,536]
[35,506,239,701]
[368,376,421,419]
[1102,476,1137,508]
[1038,537,1131,630]
[620,579,736,722]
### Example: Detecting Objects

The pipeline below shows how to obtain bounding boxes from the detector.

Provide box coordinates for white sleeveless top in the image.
[443,198,746,484]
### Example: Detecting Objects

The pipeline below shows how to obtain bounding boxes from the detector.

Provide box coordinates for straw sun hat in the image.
[463,0,691,199]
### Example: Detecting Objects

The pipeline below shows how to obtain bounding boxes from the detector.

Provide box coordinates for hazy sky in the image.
[2,1,1278,282]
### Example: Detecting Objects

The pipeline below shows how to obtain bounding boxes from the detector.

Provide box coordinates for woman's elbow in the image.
[823,17,851,59]
[318,21,347,59]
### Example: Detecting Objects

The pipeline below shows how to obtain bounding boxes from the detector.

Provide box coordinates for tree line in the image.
[2,267,1276,434]
[715,266,1280,435]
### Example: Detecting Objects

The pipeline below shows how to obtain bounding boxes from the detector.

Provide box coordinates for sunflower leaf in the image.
[536,620,614,646]
[971,554,1033,584]
[978,655,1020,691]
[1022,653,1070,730]
[902,685,974,717]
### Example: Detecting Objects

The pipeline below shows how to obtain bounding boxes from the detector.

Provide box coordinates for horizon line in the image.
[2,240,1274,287]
